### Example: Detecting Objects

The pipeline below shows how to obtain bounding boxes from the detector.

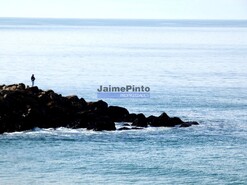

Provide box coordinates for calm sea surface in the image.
[0,18,247,184]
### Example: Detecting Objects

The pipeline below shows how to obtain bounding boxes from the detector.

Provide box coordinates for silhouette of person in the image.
[31,74,35,87]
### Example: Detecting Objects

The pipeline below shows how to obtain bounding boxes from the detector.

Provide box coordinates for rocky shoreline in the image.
[0,83,199,134]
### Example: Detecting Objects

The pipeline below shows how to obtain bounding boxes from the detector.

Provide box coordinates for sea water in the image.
[0,18,247,184]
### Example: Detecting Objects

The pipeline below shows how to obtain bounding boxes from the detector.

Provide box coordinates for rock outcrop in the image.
[0,84,199,134]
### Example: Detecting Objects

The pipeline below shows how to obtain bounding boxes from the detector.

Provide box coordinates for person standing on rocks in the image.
[31,74,35,87]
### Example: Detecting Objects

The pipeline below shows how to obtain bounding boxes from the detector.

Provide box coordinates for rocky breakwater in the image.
[0,84,199,134]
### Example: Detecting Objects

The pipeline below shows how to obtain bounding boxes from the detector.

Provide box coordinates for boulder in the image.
[66,95,79,102]
[148,113,184,127]
[180,121,199,127]
[26,86,40,94]
[148,112,169,127]
[132,113,148,127]
[86,116,116,131]
[147,115,157,124]
[75,111,116,131]
[166,117,184,127]
[0,84,5,90]
[87,100,108,113]
[124,113,137,122]
[107,106,129,122]
[17,83,26,90]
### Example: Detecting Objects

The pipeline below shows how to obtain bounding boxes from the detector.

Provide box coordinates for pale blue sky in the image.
[0,0,247,19]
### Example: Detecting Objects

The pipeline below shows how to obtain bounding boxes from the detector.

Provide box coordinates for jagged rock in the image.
[0,83,199,134]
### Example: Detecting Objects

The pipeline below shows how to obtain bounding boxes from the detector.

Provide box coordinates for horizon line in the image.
[1,17,247,21]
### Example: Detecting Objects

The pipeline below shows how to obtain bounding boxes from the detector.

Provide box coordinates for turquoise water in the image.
[0,18,247,184]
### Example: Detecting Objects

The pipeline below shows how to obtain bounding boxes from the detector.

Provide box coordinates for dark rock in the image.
[107,106,129,122]
[118,126,143,131]
[124,113,137,122]
[148,112,169,127]
[66,95,79,102]
[118,127,131,131]
[148,113,183,127]
[0,84,5,90]
[17,83,26,90]
[166,117,184,127]
[26,86,40,94]
[86,116,116,131]
[79,98,87,107]
[76,111,95,128]
[159,112,170,120]
[131,127,144,130]
[132,113,147,127]
[147,115,157,124]
[74,111,116,131]
[190,121,199,125]
[180,122,191,127]
[180,121,199,127]
[0,83,199,134]
[87,100,108,112]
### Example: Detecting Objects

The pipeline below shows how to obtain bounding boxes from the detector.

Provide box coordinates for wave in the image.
[2,125,175,137]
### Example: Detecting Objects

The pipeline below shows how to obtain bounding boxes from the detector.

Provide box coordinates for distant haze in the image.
[0,0,247,20]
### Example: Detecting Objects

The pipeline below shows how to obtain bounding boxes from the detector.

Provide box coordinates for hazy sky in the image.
[0,0,247,19]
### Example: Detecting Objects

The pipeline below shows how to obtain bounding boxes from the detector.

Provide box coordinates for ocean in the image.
[0,18,247,184]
